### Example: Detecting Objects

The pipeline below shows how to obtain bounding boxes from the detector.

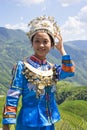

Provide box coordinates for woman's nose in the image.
[39,42,44,46]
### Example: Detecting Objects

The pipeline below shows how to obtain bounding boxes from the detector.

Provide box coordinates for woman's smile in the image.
[32,32,52,60]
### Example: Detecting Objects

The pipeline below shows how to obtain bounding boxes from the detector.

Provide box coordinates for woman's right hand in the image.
[3,124,10,130]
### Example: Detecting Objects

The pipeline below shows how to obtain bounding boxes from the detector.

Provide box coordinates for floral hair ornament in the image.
[27,15,60,45]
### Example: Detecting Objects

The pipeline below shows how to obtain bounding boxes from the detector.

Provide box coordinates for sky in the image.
[0,0,87,41]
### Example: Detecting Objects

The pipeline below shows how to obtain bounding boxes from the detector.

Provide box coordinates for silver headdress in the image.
[27,15,60,45]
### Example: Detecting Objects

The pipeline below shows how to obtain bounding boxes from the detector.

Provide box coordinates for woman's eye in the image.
[35,40,40,43]
[44,40,48,44]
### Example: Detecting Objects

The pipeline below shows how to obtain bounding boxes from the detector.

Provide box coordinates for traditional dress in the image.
[2,55,75,130]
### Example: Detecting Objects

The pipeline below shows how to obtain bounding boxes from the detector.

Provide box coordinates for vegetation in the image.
[0,98,87,129]
[0,27,87,89]
[55,100,87,130]
[56,81,87,104]
[0,27,87,129]
[0,82,87,129]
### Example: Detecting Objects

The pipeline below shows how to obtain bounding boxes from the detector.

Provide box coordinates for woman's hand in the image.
[3,124,10,130]
[54,33,67,56]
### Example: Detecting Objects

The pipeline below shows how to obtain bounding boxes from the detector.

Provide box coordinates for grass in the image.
[55,100,87,130]
[0,87,87,130]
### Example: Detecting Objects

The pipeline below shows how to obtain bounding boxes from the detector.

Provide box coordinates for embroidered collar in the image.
[30,55,47,65]
[22,61,57,98]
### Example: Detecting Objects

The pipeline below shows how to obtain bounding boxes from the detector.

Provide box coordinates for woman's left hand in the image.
[54,33,67,55]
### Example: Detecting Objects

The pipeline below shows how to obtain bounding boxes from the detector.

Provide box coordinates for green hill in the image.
[55,100,87,130]
[64,40,87,51]
[56,81,87,104]
[0,27,87,129]
[0,82,87,129]
[0,27,87,95]
[1,97,87,129]
[0,27,34,92]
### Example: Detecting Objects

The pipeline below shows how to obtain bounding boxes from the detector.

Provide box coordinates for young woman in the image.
[2,16,75,130]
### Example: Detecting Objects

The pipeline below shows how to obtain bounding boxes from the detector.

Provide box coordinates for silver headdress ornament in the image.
[27,15,60,45]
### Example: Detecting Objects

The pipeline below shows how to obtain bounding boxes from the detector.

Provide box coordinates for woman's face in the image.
[32,32,52,60]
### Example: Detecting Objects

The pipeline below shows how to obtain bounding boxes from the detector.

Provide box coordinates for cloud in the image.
[5,23,28,31]
[15,0,45,6]
[20,16,24,21]
[41,6,47,12]
[57,0,86,7]
[61,5,87,41]
[78,5,87,22]
[5,5,87,41]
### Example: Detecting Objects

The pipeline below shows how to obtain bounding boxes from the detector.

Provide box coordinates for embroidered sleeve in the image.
[2,61,24,124]
[54,55,75,80]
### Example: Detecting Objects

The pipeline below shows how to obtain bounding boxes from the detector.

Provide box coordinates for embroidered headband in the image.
[27,15,60,45]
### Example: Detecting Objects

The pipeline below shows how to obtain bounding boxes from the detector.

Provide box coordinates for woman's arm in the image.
[2,61,24,126]
[54,33,75,80]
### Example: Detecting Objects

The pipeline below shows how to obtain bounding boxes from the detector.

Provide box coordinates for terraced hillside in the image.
[55,100,87,130]
[0,83,87,130]
[0,27,87,88]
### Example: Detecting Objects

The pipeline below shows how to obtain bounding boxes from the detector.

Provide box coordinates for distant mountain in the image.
[0,27,87,93]
[48,43,87,85]
[64,40,87,51]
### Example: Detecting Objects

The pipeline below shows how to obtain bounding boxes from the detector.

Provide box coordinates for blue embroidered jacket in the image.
[2,55,75,127]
